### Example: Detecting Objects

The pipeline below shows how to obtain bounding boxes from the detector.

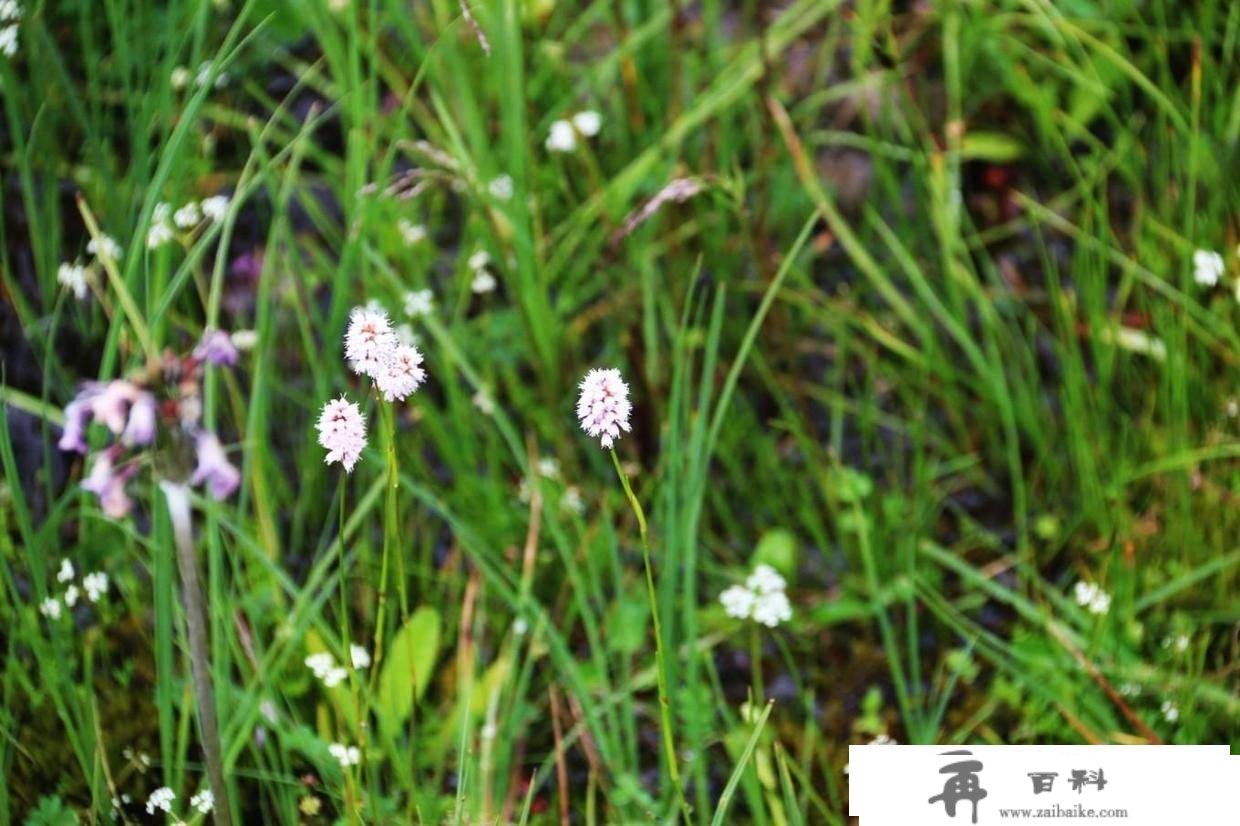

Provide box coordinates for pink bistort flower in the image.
[317,396,367,472]
[344,307,398,378]
[576,368,632,449]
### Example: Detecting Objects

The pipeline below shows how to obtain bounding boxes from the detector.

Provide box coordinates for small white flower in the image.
[57,262,89,300]
[201,194,231,222]
[87,235,121,262]
[316,396,367,473]
[1073,580,1110,615]
[719,585,755,619]
[1161,700,1179,723]
[488,174,514,201]
[394,323,419,347]
[322,667,348,688]
[472,389,495,415]
[1193,249,1224,287]
[174,201,202,229]
[466,270,496,292]
[480,721,498,740]
[170,65,190,88]
[403,288,434,318]
[468,250,491,271]
[575,368,632,449]
[545,119,577,153]
[305,652,335,679]
[470,270,497,294]
[537,457,560,478]
[190,789,214,814]
[57,559,75,583]
[1119,682,1140,697]
[745,564,786,595]
[83,571,108,602]
[147,220,175,249]
[0,28,16,60]
[1171,634,1189,652]
[513,617,529,635]
[39,597,62,620]
[230,329,259,351]
[561,485,584,515]
[350,644,370,669]
[375,343,427,402]
[572,110,601,137]
[63,584,80,607]
[870,734,897,745]
[398,219,427,246]
[146,787,176,815]
[344,306,399,378]
[329,743,361,767]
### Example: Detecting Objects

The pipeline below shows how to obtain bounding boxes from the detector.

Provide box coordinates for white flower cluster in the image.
[38,559,108,620]
[305,643,369,688]
[488,174,514,201]
[329,742,361,767]
[57,233,124,302]
[403,288,433,318]
[190,789,215,814]
[468,249,496,294]
[576,368,632,449]
[147,195,231,249]
[1192,249,1224,287]
[1073,580,1111,615]
[719,564,793,628]
[546,110,601,153]
[146,787,176,815]
[0,1,20,58]
[1160,700,1179,723]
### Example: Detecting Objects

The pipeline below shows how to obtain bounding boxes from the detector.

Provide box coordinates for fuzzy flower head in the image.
[576,368,632,449]
[1193,249,1224,287]
[201,194,230,222]
[316,396,367,472]
[87,235,122,262]
[375,344,427,402]
[403,288,434,318]
[344,306,399,378]
[194,328,239,366]
[545,119,577,153]
[190,789,215,814]
[719,585,756,619]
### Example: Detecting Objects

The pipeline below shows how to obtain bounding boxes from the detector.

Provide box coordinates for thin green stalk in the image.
[610,449,691,822]
[160,482,233,826]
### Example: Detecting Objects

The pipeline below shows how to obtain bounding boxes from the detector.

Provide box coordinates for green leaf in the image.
[378,606,441,729]
[24,796,78,826]
[752,528,798,577]
[606,598,649,655]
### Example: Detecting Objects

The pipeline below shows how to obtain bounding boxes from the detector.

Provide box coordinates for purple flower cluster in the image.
[58,330,242,517]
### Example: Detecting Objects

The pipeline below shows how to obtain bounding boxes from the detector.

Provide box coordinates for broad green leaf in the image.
[378,606,441,728]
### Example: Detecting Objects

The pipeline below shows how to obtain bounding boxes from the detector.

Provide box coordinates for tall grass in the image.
[1,0,1238,822]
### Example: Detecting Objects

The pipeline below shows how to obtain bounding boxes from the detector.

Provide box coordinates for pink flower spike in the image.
[190,430,240,500]
[375,344,427,402]
[317,395,367,472]
[576,368,632,449]
[344,306,398,379]
[82,448,135,518]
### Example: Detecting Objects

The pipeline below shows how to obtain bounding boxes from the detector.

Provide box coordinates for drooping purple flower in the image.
[58,397,92,454]
[81,448,135,518]
[122,391,157,446]
[193,328,239,367]
[189,430,240,500]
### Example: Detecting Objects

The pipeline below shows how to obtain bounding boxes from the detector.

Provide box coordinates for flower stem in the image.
[610,449,691,822]
[160,482,232,826]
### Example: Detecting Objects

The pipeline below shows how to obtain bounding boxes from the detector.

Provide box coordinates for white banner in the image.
[848,744,1240,825]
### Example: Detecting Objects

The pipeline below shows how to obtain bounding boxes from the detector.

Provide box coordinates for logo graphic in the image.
[1027,771,1058,793]
[928,750,988,823]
